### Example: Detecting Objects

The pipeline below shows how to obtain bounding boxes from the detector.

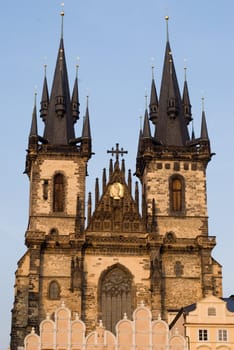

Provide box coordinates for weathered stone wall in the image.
[28,154,88,236]
[83,252,151,332]
[143,160,208,238]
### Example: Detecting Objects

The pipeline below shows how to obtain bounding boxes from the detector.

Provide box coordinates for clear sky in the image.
[1,1,234,348]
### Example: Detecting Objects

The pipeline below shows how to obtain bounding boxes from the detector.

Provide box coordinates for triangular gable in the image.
[87,160,144,234]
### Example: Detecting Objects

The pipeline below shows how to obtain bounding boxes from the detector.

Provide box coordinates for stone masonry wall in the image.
[28,154,88,236]
[83,253,151,332]
[143,160,208,238]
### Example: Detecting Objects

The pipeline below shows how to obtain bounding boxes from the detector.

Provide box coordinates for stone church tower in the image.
[10,13,222,350]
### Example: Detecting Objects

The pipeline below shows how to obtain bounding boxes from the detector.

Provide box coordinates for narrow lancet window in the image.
[172,178,182,211]
[48,281,60,300]
[53,173,65,212]
[99,265,134,333]
[170,175,185,214]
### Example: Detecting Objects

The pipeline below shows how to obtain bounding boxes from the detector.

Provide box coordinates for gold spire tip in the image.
[165,15,169,42]
[60,2,65,16]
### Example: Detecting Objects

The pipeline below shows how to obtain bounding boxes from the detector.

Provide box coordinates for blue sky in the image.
[1,1,234,348]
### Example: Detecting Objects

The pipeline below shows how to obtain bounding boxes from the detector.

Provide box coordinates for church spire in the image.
[82,96,91,139]
[71,63,80,124]
[40,64,49,123]
[142,95,151,139]
[182,66,192,125]
[149,64,159,125]
[80,96,92,157]
[42,10,76,145]
[28,92,38,148]
[200,97,209,140]
[154,17,190,146]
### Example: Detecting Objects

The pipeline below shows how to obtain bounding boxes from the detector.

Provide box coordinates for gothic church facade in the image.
[10,13,222,350]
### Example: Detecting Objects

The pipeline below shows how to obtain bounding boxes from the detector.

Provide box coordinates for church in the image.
[10,10,222,350]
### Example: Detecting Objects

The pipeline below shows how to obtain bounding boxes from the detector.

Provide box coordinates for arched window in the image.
[53,173,65,212]
[48,281,60,300]
[99,264,134,333]
[169,175,185,214]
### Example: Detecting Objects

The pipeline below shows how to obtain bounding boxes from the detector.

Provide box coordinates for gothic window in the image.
[48,281,60,300]
[99,264,134,333]
[53,173,65,212]
[169,175,185,214]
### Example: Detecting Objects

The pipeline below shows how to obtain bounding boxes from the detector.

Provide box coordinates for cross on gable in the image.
[107,143,128,162]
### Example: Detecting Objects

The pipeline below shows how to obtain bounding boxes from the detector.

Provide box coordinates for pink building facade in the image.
[24,303,186,350]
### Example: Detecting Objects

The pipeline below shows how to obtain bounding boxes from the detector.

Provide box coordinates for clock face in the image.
[109,182,124,199]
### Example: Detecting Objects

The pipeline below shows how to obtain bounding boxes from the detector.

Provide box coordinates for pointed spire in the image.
[200,97,209,140]
[155,30,190,146]
[128,169,132,196]
[43,12,76,145]
[30,92,38,137]
[95,178,99,209]
[40,64,49,122]
[167,52,179,119]
[87,192,92,226]
[149,64,159,125]
[71,63,80,123]
[121,158,125,176]
[109,159,113,179]
[29,92,38,148]
[82,96,91,139]
[102,168,107,193]
[182,66,192,125]
[142,108,151,138]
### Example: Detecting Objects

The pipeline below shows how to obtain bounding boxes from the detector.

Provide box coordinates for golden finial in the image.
[60,3,65,38]
[165,15,169,42]
[60,2,65,16]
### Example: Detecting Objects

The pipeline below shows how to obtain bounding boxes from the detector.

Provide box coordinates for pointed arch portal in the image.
[99,264,134,333]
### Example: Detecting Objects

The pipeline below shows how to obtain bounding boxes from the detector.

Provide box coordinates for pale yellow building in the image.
[170,294,234,350]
